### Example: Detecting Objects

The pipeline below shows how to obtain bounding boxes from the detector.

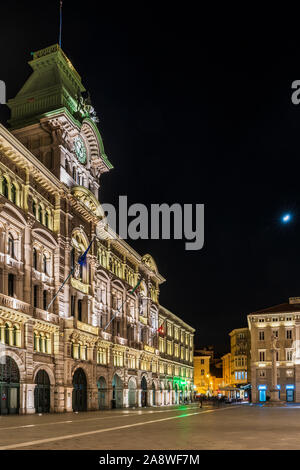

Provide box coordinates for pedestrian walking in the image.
[199,395,203,408]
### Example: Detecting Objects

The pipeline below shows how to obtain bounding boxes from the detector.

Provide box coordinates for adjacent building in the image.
[220,328,251,399]
[248,297,300,403]
[0,44,194,415]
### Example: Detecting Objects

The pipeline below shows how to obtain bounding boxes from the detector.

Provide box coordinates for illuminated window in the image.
[259,350,265,362]
[8,234,15,259]
[113,351,123,367]
[97,348,107,365]
[286,349,293,361]
[259,331,265,340]
[167,341,172,355]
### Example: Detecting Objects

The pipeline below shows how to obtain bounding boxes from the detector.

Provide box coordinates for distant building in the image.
[193,353,210,395]
[194,347,223,396]
[220,328,251,399]
[248,297,300,403]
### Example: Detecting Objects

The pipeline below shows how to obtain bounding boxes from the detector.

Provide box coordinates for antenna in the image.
[59,1,63,48]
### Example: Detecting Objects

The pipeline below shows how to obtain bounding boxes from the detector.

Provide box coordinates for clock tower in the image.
[7,44,113,199]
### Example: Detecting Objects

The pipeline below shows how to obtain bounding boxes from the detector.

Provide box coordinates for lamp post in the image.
[206,374,210,396]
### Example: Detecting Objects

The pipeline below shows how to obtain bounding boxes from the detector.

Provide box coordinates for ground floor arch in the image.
[97,376,107,409]
[112,373,123,408]
[72,368,87,412]
[34,369,50,413]
[128,377,137,407]
[152,382,156,405]
[0,355,20,415]
[141,376,147,407]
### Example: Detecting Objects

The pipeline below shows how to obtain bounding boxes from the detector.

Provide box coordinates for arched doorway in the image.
[112,374,123,408]
[160,382,164,406]
[152,382,156,406]
[0,356,20,415]
[141,376,147,407]
[34,369,50,413]
[128,377,136,407]
[97,376,107,409]
[72,368,87,411]
[174,383,179,404]
[167,382,172,405]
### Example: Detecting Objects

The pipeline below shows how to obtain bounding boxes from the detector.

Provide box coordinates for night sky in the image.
[1,3,300,354]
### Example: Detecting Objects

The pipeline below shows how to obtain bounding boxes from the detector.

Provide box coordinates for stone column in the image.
[269,346,280,402]
[123,387,129,408]
[25,383,37,414]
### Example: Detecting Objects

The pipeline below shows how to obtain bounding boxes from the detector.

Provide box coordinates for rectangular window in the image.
[286,350,293,361]
[259,370,266,377]
[259,351,265,362]
[8,273,14,297]
[33,285,38,308]
[273,330,279,338]
[259,331,265,340]
[201,359,204,364]
[286,330,292,339]
[201,369,204,375]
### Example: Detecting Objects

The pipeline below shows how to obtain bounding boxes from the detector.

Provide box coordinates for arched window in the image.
[72,167,76,181]
[65,160,69,174]
[8,273,14,297]
[45,211,49,228]
[2,177,8,198]
[33,285,39,308]
[78,299,82,322]
[11,183,16,204]
[8,234,15,258]
[33,248,37,270]
[34,332,38,351]
[43,254,48,274]
[32,200,37,217]
[38,205,42,223]
[71,247,75,269]
[4,324,10,345]
[43,290,47,311]
[13,325,18,346]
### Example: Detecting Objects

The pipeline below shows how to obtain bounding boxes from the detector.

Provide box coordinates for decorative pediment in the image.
[141,254,158,274]
[71,186,104,218]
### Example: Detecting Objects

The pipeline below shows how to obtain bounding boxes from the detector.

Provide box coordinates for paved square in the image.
[0,403,299,450]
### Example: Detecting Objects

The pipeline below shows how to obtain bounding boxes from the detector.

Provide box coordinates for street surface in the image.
[0,403,299,449]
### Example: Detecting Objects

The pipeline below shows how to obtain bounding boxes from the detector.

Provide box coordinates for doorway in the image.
[34,369,50,413]
[72,368,87,411]
[0,356,20,415]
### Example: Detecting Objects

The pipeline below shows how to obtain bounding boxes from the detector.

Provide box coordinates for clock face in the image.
[74,136,87,164]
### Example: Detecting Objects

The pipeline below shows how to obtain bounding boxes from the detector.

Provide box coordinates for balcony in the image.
[0,293,31,316]
[113,335,128,346]
[139,315,147,325]
[127,315,135,325]
[71,277,89,294]
[34,307,59,325]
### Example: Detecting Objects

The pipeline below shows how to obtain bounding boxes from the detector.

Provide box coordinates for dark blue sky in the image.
[1,3,300,353]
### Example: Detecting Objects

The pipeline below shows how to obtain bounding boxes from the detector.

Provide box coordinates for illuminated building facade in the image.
[0,44,194,414]
[219,328,251,399]
[193,354,211,395]
[248,298,300,403]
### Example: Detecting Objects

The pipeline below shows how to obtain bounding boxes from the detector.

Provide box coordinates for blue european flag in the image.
[77,237,94,266]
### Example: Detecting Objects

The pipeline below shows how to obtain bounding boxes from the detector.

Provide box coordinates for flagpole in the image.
[46,235,96,312]
[103,278,141,332]
[59,1,63,48]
